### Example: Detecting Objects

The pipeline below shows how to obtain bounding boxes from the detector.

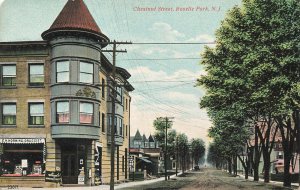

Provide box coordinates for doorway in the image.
[62,153,77,184]
[60,140,88,185]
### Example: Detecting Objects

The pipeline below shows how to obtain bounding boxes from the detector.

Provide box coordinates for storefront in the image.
[58,139,91,185]
[0,138,46,177]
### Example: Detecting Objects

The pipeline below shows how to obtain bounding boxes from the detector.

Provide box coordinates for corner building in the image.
[0,0,133,187]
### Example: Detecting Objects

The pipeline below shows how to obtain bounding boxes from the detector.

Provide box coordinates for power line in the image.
[119,57,201,61]
[132,42,215,45]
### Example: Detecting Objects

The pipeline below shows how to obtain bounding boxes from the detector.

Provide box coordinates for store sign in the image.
[45,171,61,182]
[0,138,45,144]
[21,159,28,168]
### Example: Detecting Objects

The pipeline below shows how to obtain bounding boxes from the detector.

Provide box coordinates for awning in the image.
[137,157,152,164]
[0,138,45,144]
[0,138,46,163]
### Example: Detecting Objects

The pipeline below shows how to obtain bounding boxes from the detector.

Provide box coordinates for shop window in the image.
[56,61,69,83]
[2,103,16,125]
[80,102,93,124]
[29,103,44,125]
[29,64,44,86]
[0,144,44,176]
[79,62,93,84]
[56,101,69,123]
[1,65,16,86]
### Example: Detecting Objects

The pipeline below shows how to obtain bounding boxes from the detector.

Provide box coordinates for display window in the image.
[0,144,45,177]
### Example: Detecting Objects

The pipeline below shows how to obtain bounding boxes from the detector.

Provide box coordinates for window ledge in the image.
[27,85,45,88]
[0,125,17,128]
[0,86,17,89]
[28,125,45,128]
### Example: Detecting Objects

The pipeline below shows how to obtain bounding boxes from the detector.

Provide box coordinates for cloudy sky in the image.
[0,0,241,144]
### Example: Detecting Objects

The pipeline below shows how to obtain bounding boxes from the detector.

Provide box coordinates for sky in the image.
[0,0,242,144]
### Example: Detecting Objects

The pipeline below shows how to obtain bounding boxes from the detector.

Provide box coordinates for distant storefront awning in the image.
[0,138,45,144]
[137,157,152,164]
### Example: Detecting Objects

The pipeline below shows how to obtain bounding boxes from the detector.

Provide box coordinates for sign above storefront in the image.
[0,138,45,144]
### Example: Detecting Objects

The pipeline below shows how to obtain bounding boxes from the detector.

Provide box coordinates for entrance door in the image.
[62,153,77,184]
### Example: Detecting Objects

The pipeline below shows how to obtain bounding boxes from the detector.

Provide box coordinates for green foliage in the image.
[197,0,300,167]
[190,138,206,165]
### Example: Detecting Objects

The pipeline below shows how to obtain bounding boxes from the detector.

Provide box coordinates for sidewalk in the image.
[14,172,182,190]
[237,173,299,188]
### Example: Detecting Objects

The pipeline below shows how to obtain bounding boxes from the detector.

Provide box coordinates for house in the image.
[129,131,161,178]
[0,0,133,187]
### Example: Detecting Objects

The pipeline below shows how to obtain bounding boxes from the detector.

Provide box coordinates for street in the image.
[120,168,297,190]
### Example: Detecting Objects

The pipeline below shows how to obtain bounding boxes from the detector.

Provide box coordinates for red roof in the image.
[42,0,109,43]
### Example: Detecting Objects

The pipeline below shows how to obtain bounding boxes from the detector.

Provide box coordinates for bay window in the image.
[80,62,93,83]
[2,103,16,125]
[80,102,93,124]
[56,101,69,123]
[56,61,69,83]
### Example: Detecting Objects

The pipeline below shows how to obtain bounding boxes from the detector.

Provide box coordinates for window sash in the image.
[80,102,93,124]
[3,115,16,125]
[29,104,44,125]
[29,116,44,125]
[56,102,69,123]
[79,73,93,83]
[56,61,69,82]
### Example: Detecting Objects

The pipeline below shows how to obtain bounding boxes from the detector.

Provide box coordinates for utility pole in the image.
[176,135,178,176]
[102,40,132,190]
[158,117,174,181]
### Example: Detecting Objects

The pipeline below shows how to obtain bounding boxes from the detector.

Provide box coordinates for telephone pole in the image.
[102,40,132,190]
[158,117,174,181]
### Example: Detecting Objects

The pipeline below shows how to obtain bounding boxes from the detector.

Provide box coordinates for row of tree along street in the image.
[197,0,299,188]
[153,118,206,173]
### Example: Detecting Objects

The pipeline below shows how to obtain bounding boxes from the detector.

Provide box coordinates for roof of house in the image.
[42,0,109,44]
[134,130,142,141]
[148,134,155,142]
[142,134,147,142]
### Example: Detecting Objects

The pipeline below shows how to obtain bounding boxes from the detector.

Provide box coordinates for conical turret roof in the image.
[42,0,109,44]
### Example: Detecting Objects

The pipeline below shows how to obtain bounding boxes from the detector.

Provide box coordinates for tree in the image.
[190,138,205,166]
[197,0,299,187]
[177,133,189,173]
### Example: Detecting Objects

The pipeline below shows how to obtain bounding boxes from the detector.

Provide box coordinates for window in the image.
[0,144,45,177]
[29,103,44,125]
[1,65,16,86]
[123,124,125,137]
[80,102,93,124]
[80,62,93,83]
[119,118,123,136]
[56,101,69,123]
[56,61,69,83]
[114,116,117,134]
[122,156,124,172]
[102,78,105,98]
[102,113,105,132]
[29,64,44,86]
[126,99,128,111]
[116,86,123,104]
[2,103,16,125]
[126,125,128,137]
